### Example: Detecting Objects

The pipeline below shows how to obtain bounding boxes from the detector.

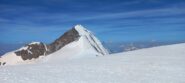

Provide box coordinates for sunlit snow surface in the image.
[0,43,185,83]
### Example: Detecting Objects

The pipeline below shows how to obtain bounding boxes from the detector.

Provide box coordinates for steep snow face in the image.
[74,25,109,55]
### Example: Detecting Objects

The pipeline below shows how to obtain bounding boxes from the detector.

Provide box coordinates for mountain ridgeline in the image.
[0,25,109,66]
[46,28,80,54]
[13,28,79,61]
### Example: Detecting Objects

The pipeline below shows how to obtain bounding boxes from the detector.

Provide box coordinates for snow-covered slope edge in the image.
[0,43,185,83]
[0,42,47,65]
[0,25,109,66]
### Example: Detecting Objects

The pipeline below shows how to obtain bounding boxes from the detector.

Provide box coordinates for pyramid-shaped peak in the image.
[74,24,90,35]
[75,24,82,27]
[0,24,109,66]
[74,24,86,31]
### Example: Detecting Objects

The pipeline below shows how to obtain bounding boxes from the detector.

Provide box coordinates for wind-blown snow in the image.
[0,43,185,83]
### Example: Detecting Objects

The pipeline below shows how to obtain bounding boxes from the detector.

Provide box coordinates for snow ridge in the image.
[74,25,109,55]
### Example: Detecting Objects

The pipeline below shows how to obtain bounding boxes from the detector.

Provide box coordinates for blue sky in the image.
[0,0,185,44]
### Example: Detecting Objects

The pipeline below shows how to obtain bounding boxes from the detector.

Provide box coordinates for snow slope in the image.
[0,42,45,65]
[44,25,109,61]
[0,52,23,65]
[0,43,185,83]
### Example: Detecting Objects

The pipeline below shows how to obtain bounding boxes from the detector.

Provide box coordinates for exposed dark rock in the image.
[46,28,80,54]
[13,27,80,61]
[2,62,6,65]
[15,42,46,60]
[0,62,5,66]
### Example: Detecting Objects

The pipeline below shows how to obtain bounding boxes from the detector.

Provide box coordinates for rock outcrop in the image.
[15,42,47,60]
[46,28,80,54]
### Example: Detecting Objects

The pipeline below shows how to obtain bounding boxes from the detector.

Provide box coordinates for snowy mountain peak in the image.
[0,25,109,66]
[74,24,84,29]
[47,25,109,60]
[74,24,109,55]
[74,24,90,36]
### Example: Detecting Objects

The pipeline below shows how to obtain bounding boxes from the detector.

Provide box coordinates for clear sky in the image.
[0,0,185,44]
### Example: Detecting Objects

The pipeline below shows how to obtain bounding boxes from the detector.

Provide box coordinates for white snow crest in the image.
[74,24,109,55]
[29,42,41,45]
[15,42,41,52]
